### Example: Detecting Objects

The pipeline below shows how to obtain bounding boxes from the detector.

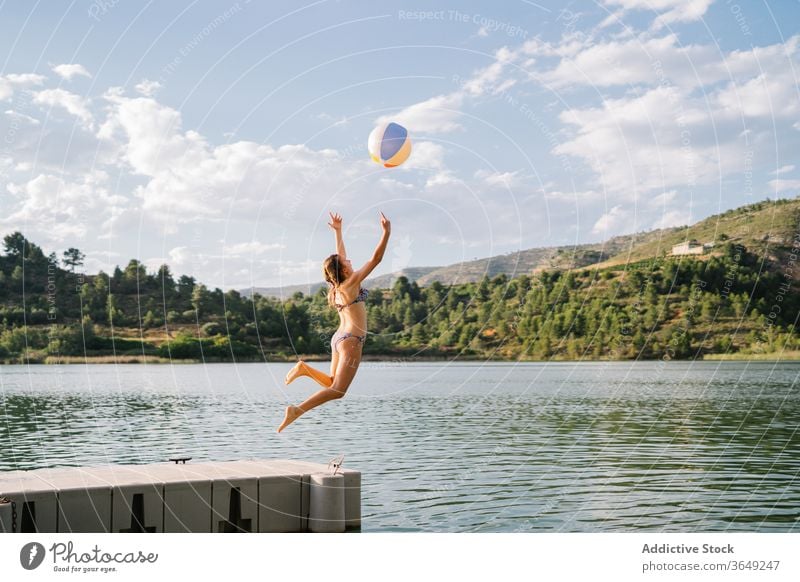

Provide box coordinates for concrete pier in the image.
[0,459,360,533]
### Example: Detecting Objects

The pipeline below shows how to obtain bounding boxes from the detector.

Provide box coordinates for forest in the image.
[0,230,798,362]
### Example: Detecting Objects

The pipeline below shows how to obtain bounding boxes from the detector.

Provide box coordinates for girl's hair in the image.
[322,254,348,307]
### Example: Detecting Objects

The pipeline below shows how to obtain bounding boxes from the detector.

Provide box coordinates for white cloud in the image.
[527,33,799,91]
[0,63,540,288]
[544,189,603,202]
[169,246,192,265]
[555,86,725,195]
[636,191,690,232]
[376,177,416,191]
[223,241,285,256]
[530,34,691,89]
[2,172,126,243]
[775,165,795,175]
[603,0,715,28]
[160,241,285,279]
[521,33,590,59]
[96,91,363,226]
[134,79,162,97]
[376,46,521,134]
[769,179,800,192]
[4,110,40,125]
[32,89,93,127]
[475,169,521,188]
[425,171,459,188]
[102,93,207,177]
[461,47,516,96]
[715,70,800,119]
[1,81,389,285]
[523,30,800,210]
[591,204,632,235]
[390,234,413,272]
[4,73,47,84]
[316,111,348,127]
[1,100,120,176]
[652,208,690,229]
[400,140,445,171]
[648,189,678,208]
[598,10,625,29]
[376,93,464,134]
[52,63,91,80]
[0,73,46,101]
[275,259,317,277]
[2,14,795,290]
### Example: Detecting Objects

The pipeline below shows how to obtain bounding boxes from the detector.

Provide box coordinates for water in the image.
[1,360,798,532]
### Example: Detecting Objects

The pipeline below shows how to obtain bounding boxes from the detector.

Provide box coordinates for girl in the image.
[278,211,391,432]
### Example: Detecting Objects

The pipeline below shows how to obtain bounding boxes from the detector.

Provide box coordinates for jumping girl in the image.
[278,211,391,432]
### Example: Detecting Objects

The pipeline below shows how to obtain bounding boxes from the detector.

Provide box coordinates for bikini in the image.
[331,287,368,351]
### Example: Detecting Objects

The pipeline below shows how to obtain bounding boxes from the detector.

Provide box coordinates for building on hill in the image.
[671,240,714,256]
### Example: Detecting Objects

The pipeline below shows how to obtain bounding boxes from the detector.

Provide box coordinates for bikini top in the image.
[334,286,368,312]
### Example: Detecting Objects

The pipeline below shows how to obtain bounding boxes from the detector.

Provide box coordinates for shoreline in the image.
[3,351,800,365]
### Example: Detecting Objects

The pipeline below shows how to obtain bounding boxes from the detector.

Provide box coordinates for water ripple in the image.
[1,362,799,531]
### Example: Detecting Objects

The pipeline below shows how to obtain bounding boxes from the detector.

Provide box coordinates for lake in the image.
[1,361,798,532]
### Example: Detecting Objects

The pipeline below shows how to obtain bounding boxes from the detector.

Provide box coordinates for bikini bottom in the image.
[331,330,366,352]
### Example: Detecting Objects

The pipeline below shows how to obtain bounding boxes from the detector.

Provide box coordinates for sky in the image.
[0,0,798,290]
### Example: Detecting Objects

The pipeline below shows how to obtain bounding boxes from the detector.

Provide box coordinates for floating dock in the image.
[0,459,360,533]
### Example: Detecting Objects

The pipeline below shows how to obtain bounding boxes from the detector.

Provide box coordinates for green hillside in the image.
[595,197,800,268]
[1,196,798,363]
[247,197,800,295]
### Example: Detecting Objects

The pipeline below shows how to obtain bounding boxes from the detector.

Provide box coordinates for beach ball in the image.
[368,122,411,167]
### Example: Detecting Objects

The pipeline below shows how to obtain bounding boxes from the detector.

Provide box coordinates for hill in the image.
[1,195,798,363]
[242,266,440,298]
[245,196,800,296]
[593,197,800,269]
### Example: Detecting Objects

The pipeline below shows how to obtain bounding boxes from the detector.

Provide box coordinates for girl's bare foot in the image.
[277,405,302,433]
[285,361,307,385]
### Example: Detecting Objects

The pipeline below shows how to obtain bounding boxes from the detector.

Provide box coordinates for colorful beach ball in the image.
[368,122,411,167]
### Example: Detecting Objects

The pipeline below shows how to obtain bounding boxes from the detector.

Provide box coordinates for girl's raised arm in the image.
[349,212,391,286]
[328,211,346,260]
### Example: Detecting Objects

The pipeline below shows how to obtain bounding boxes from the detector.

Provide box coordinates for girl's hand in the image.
[379,211,391,234]
[328,211,343,231]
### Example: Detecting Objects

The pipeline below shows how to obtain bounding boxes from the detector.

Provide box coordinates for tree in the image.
[156,264,177,303]
[191,284,212,317]
[3,232,28,259]
[111,266,124,290]
[627,270,645,292]
[106,294,127,326]
[477,276,490,301]
[123,259,146,283]
[46,325,86,356]
[701,296,718,323]
[176,275,197,310]
[11,265,23,284]
[62,248,86,273]
[392,276,412,299]
[26,242,45,264]
[143,310,160,328]
[633,329,647,351]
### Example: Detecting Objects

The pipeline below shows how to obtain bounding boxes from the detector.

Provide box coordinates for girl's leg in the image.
[284,332,341,386]
[277,339,362,432]
[329,345,340,378]
[284,360,333,387]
